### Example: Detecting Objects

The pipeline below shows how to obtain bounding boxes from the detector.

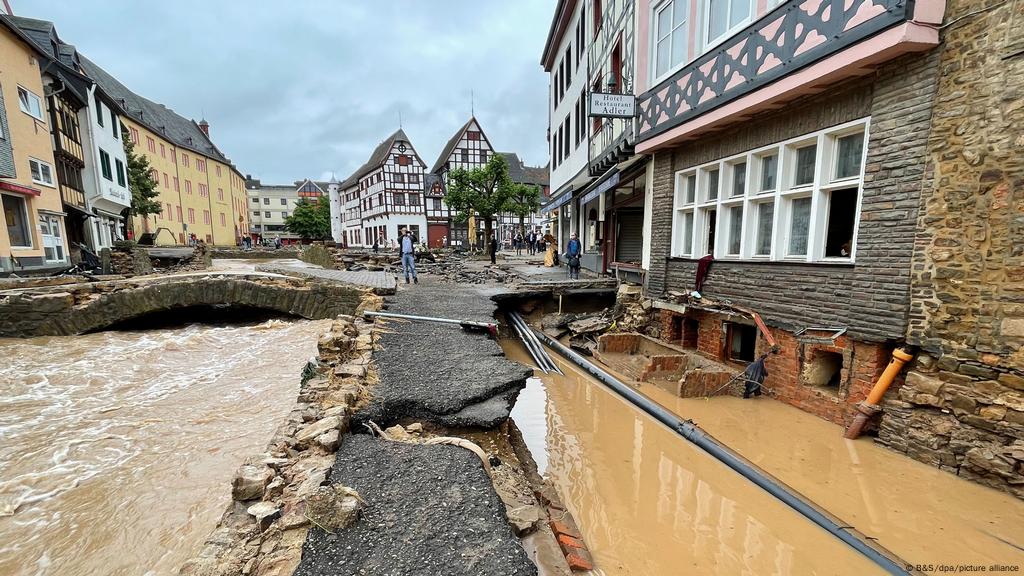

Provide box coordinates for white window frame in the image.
[17,85,44,121]
[703,0,755,51]
[669,117,870,263]
[39,214,65,263]
[29,157,55,187]
[652,0,689,83]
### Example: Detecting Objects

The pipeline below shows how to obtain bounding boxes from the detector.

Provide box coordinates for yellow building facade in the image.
[122,118,248,246]
[0,23,69,272]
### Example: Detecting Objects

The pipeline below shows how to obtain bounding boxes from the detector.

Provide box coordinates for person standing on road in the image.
[543,230,557,267]
[526,230,535,255]
[489,233,498,265]
[566,232,582,279]
[400,229,418,284]
[514,231,524,256]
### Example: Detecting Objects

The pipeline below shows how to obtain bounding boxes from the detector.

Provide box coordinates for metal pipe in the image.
[363,311,497,335]
[530,326,913,576]
[509,312,561,374]
[508,312,548,373]
[509,313,554,373]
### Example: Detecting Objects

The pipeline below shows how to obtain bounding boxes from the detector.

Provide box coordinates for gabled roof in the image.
[294,178,326,194]
[340,128,411,188]
[4,15,91,105]
[430,117,476,174]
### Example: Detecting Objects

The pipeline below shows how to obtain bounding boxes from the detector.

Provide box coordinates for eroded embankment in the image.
[182,284,559,576]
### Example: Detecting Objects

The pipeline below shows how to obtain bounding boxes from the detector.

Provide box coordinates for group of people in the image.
[509,230,546,256]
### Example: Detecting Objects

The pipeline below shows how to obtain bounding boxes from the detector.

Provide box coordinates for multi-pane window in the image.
[147,137,156,153]
[706,0,751,46]
[655,0,688,78]
[39,214,64,262]
[670,118,868,262]
[129,127,139,143]
[29,158,55,186]
[99,150,112,181]
[95,93,104,126]
[115,159,126,186]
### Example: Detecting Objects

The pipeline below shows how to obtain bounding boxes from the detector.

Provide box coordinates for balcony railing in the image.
[637,0,913,141]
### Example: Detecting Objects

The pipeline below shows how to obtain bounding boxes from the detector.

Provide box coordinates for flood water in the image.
[0,317,330,576]
[505,340,1024,575]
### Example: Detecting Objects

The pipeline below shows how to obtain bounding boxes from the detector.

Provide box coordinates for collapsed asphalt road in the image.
[295,279,538,576]
[354,283,533,429]
[295,435,536,576]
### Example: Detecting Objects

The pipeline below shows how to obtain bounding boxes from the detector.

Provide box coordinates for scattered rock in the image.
[567,315,611,335]
[247,501,281,531]
[296,416,345,445]
[315,429,341,452]
[233,464,274,502]
[304,485,364,531]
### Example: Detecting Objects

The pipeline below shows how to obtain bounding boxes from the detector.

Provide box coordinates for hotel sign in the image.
[589,92,636,118]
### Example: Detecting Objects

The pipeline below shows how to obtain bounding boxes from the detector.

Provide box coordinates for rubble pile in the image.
[612,283,656,336]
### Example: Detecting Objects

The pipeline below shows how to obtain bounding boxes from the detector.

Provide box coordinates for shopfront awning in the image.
[0,181,42,196]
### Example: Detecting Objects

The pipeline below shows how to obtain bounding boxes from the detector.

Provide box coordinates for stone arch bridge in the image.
[0,272,365,338]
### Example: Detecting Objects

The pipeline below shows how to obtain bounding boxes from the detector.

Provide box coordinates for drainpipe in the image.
[843,348,914,440]
[530,326,916,575]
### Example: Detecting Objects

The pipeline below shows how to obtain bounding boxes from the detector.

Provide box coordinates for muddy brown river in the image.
[507,341,1024,575]
[0,318,330,576]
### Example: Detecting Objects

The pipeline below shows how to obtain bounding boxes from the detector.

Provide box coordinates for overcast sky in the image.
[13,0,554,183]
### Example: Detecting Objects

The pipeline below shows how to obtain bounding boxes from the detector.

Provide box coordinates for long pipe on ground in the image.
[508,312,561,375]
[530,326,914,576]
[844,348,914,439]
[363,311,497,336]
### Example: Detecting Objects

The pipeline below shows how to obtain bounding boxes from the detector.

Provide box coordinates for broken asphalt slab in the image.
[294,434,537,576]
[354,284,532,429]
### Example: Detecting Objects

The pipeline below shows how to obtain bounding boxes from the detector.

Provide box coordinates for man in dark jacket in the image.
[488,233,498,264]
[742,354,769,398]
[566,232,582,279]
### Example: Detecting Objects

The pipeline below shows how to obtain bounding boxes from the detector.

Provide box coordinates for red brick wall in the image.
[656,309,895,427]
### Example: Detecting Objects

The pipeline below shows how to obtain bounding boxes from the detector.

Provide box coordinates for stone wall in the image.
[647,52,941,343]
[104,246,154,276]
[876,0,1024,497]
[0,274,364,337]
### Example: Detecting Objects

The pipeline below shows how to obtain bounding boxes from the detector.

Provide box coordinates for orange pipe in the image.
[844,347,914,439]
[865,348,914,405]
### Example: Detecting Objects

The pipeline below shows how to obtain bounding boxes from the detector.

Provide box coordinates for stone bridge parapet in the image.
[0,272,364,338]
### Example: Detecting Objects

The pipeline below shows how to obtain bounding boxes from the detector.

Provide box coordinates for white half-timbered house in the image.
[426,117,495,248]
[337,129,427,248]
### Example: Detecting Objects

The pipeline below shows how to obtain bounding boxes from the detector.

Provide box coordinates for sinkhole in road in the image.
[499,323,1024,575]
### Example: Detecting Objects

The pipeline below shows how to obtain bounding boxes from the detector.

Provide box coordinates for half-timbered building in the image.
[337,129,427,248]
[425,117,494,248]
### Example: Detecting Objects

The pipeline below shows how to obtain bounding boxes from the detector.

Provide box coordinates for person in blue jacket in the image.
[566,232,582,279]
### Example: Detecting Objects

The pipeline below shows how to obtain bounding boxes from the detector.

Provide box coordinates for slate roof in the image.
[429,117,476,175]
[79,54,233,165]
[500,153,548,187]
[340,129,410,188]
[4,15,90,105]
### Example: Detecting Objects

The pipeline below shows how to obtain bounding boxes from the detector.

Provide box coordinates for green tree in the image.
[121,129,162,232]
[503,182,542,235]
[284,198,331,241]
[445,154,515,247]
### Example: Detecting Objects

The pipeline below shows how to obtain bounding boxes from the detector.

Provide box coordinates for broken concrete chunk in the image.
[232,464,274,501]
[567,315,611,335]
[333,363,367,378]
[507,505,542,536]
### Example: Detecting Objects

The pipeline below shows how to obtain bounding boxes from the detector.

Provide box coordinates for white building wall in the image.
[80,89,131,251]
[548,3,590,195]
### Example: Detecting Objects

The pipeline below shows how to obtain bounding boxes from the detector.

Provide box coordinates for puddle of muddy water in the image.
[0,318,331,576]
[502,339,880,575]
[503,338,1024,575]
